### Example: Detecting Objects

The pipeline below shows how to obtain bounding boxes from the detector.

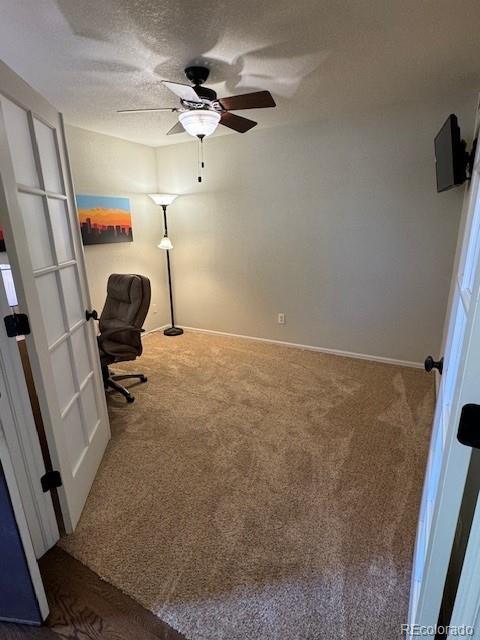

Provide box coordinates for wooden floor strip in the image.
[0,547,187,640]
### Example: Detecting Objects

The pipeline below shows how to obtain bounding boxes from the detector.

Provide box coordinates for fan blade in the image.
[162,81,201,103]
[219,91,275,111]
[117,107,177,113]
[220,112,257,133]
[166,121,185,135]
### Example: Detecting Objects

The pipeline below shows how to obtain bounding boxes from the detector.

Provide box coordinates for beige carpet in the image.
[60,331,434,640]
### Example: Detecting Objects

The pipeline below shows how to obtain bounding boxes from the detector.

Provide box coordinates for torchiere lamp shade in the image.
[149,194,178,206]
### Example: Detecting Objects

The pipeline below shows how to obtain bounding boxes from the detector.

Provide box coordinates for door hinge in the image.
[4,313,31,337]
[40,470,62,493]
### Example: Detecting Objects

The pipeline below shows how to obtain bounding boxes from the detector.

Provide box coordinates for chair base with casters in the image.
[101,364,147,404]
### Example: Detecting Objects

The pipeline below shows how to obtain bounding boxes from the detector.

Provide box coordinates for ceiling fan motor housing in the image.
[185,65,210,86]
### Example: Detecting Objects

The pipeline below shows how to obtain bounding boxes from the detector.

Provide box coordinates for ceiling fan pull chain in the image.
[197,137,202,183]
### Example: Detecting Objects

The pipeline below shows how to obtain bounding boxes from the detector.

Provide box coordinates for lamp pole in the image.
[148,193,183,336]
[161,204,183,337]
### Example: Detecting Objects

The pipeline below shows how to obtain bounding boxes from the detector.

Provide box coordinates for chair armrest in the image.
[98,325,141,342]
[97,325,142,357]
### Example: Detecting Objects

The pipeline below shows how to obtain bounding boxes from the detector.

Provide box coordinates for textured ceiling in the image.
[0,0,479,146]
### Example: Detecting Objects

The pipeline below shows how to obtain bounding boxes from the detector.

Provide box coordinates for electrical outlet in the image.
[152,303,158,315]
[277,313,285,325]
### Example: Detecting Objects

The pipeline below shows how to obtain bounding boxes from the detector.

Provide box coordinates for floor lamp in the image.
[149,194,183,336]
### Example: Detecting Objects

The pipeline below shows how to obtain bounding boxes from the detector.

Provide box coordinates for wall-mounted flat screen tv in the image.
[434,114,467,193]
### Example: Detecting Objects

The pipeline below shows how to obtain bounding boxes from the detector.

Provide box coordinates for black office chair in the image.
[97,274,151,403]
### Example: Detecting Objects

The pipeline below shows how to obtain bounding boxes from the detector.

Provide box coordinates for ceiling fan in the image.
[117,65,276,139]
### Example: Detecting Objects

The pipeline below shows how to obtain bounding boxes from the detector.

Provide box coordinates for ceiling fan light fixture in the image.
[178,109,220,138]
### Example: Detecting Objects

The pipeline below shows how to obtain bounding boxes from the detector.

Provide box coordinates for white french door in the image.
[409,100,480,637]
[0,61,110,533]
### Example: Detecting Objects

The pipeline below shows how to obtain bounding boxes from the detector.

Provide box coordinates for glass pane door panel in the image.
[71,324,92,385]
[63,401,87,473]
[51,340,76,414]
[48,198,74,263]
[416,517,427,581]
[33,119,63,194]
[2,98,39,187]
[59,266,83,329]
[80,377,100,440]
[441,303,467,445]
[17,193,54,271]
[35,272,66,346]
[426,425,443,526]
[460,174,480,298]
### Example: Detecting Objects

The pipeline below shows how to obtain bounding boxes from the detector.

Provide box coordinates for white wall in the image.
[65,126,169,330]
[155,96,475,363]
[66,95,476,363]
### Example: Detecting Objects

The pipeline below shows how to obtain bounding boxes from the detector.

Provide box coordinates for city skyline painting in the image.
[76,194,133,245]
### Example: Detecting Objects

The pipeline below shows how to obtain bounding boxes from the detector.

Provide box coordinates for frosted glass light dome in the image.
[179,109,220,138]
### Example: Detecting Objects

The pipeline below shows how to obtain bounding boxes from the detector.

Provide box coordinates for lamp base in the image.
[164,326,184,337]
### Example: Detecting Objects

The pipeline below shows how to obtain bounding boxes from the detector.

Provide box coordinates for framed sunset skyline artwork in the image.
[76,194,133,245]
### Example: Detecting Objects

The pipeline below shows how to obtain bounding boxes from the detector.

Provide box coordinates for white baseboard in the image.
[155,324,423,369]
[143,325,169,336]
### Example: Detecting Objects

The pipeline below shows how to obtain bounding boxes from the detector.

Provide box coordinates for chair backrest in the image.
[99,274,151,350]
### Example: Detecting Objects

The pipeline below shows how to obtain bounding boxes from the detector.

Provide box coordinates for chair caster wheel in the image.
[126,396,135,403]
[141,376,147,383]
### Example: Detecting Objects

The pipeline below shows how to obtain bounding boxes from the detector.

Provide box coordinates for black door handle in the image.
[85,309,98,321]
[458,404,480,449]
[424,355,444,375]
